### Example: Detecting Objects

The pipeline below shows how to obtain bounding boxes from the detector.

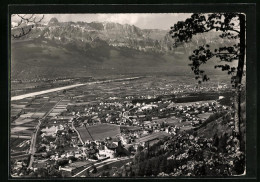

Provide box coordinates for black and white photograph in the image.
[8,4,257,179]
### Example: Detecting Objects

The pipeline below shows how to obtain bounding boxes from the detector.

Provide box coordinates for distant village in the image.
[10,76,232,177]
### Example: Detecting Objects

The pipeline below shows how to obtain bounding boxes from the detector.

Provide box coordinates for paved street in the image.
[28,97,65,168]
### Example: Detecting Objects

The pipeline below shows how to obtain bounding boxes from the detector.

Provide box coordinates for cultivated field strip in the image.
[11,77,142,101]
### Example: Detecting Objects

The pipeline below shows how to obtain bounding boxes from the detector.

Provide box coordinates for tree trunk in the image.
[234,14,246,151]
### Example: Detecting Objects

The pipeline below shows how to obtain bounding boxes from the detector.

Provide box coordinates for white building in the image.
[98,146,115,159]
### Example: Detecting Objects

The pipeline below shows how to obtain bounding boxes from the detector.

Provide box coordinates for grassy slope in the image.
[77,124,120,141]
[195,100,245,140]
[10,38,227,81]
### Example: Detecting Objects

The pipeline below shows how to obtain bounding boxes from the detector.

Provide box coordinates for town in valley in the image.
[10,13,246,178]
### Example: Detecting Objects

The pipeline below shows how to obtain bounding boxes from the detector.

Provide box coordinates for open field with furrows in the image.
[136,132,170,143]
[77,124,120,141]
[172,122,195,132]
[69,160,93,168]
[197,112,214,120]
[11,126,35,136]
[26,103,42,108]
[11,96,51,119]
[56,75,208,105]
[10,74,227,109]
[174,100,216,107]
[11,109,23,118]
[76,127,93,142]
[11,117,38,134]
[39,102,57,112]
[12,118,35,126]
[81,75,218,101]
[120,126,142,131]
[31,112,46,118]
[58,100,70,104]
[51,108,67,113]
[11,101,29,117]
[22,108,37,113]
[48,113,59,117]
[163,116,196,130]
[19,112,35,118]
[10,137,30,151]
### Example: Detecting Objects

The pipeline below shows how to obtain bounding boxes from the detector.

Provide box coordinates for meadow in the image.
[77,124,120,142]
[10,138,30,151]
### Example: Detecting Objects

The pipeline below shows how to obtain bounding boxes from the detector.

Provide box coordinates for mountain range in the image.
[11,17,237,81]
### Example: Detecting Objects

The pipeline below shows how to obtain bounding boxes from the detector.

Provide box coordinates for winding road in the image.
[71,120,84,145]
[28,96,65,168]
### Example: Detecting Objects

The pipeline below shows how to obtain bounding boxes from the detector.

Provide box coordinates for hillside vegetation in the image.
[11,18,237,81]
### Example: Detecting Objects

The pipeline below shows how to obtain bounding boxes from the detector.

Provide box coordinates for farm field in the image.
[136,132,170,143]
[12,118,35,125]
[69,160,93,168]
[165,117,180,125]
[197,112,213,120]
[174,100,216,106]
[77,124,120,141]
[11,126,33,133]
[76,127,92,142]
[31,112,46,118]
[10,137,30,151]
[120,126,142,131]
[165,117,196,131]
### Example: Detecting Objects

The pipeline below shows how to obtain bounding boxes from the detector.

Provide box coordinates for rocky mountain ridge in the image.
[10,17,237,81]
[13,17,235,54]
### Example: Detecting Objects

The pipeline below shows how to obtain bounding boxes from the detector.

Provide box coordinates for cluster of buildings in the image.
[10,76,232,177]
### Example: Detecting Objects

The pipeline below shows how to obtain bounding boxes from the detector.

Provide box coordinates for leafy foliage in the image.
[127,132,245,177]
[170,13,244,85]
[11,14,44,38]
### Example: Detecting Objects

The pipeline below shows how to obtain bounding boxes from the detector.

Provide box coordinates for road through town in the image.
[28,97,65,168]
[71,120,84,145]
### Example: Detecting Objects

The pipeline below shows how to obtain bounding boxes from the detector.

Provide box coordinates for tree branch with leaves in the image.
[170,13,246,151]
[11,14,44,38]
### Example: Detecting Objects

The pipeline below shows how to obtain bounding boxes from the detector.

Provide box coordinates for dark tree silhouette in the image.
[92,165,97,174]
[170,13,246,150]
[11,14,44,38]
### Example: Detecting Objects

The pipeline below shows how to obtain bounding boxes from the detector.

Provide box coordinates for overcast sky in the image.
[12,13,192,30]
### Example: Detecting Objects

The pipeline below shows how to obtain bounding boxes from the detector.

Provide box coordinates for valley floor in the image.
[9,75,245,178]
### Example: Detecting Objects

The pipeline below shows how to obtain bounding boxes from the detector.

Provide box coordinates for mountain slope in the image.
[11,18,238,81]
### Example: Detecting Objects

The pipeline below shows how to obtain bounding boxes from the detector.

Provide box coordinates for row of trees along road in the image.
[170,13,245,151]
